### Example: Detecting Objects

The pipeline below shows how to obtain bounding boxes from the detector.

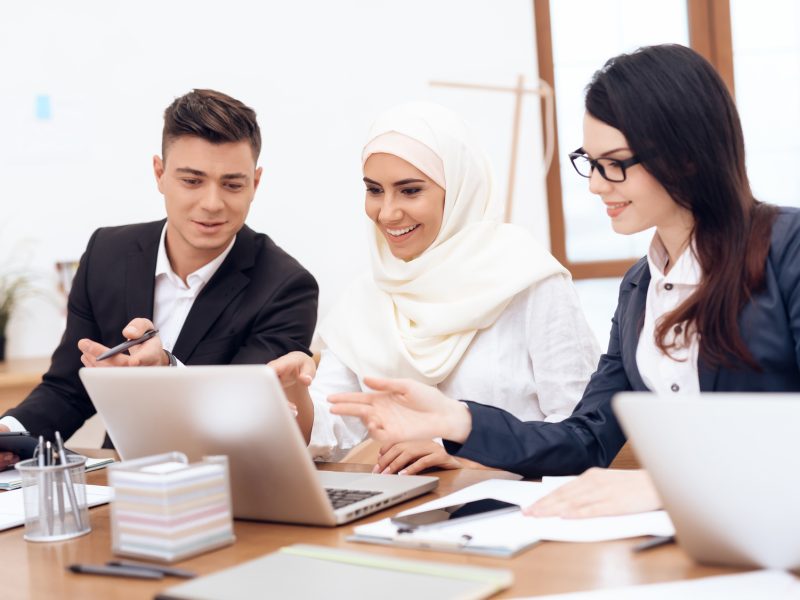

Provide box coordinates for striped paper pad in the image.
[109,455,236,562]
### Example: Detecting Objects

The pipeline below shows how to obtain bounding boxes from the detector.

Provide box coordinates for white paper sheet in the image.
[0,484,113,531]
[0,457,115,490]
[351,478,674,555]
[510,570,800,599]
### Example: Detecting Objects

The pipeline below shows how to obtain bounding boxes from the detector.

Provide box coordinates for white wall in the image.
[0,0,552,358]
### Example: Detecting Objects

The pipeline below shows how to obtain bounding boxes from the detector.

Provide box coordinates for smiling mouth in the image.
[194,220,226,228]
[386,224,420,237]
[605,201,632,210]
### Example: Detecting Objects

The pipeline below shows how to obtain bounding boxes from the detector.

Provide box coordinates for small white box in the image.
[108,452,235,562]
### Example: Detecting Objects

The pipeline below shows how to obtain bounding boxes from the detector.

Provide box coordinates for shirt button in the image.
[670,383,680,392]
[664,283,674,291]
[674,324,683,334]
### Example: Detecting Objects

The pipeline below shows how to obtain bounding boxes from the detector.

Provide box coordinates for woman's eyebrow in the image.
[362,177,426,186]
[597,147,631,158]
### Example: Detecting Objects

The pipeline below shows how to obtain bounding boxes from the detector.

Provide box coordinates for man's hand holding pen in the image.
[78,318,170,368]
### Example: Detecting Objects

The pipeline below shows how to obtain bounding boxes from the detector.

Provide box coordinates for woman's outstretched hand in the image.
[328,376,472,445]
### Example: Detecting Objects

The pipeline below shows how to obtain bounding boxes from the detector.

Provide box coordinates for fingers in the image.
[361,376,410,395]
[123,318,156,340]
[329,402,375,420]
[127,336,167,366]
[524,479,596,517]
[298,355,316,382]
[78,338,130,368]
[328,391,379,406]
[399,454,442,476]
[267,352,316,387]
[0,452,19,469]
[373,444,407,474]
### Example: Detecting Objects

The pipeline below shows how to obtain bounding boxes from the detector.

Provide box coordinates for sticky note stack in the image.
[108,452,235,562]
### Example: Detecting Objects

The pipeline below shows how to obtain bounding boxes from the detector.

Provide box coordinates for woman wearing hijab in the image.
[270,102,599,475]
[327,45,800,513]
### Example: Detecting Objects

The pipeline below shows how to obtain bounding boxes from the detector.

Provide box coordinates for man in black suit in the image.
[0,89,318,458]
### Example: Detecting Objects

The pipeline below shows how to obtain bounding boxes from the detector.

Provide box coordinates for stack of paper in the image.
[110,458,235,562]
[350,478,675,557]
[0,456,115,490]
[0,484,113,531]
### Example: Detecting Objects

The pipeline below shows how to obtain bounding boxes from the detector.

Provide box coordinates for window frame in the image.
[532,0,734,279]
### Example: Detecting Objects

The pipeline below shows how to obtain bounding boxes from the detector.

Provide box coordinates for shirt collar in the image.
[647,232,702,286]
[155,223,237,288]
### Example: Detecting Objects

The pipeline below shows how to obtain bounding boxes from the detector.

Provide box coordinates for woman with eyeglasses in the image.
[328,44,800,517]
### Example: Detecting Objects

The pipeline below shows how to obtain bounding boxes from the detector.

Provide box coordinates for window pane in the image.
[731,0,800,207]
[550,0,689,263]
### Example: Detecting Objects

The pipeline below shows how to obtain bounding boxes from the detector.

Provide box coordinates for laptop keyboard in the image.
[325,488,382,510]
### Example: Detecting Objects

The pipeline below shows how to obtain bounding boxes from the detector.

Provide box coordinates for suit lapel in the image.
[172,227,256,362]
[621,264,650,390]
[125,221,163,322]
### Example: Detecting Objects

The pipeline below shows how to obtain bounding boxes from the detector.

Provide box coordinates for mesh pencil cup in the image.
[17,454,91,542]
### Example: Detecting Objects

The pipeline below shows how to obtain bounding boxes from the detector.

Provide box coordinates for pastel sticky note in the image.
[35,95,52,120]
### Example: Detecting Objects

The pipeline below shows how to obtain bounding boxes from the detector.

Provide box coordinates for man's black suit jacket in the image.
[4,220,318,440]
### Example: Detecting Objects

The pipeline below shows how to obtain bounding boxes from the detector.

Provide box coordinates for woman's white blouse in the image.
[636,235,702,396]
[308,273,601,461]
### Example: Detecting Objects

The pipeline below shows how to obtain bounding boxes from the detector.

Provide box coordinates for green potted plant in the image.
[0,271,35,361]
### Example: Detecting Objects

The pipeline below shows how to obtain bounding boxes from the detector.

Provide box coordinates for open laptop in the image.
[614,392,800,569]
[79,365,437,526]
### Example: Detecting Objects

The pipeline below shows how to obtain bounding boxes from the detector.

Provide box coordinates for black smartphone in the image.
[390,498,519,530]
[0,431,38,460]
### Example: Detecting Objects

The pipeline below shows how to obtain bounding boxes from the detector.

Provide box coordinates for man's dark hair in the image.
[162,89,261,161]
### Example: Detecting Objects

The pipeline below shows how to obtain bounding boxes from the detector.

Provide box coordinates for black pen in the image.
[106,560,196,579]
[632,535,675,552]
[68,563,164,580]
[97,329,159,361]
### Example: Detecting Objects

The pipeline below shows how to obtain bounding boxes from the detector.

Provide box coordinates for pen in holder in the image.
[108,452,235,563]
[16,433,91,542]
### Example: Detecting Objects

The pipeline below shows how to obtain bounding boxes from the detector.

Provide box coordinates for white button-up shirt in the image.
[636,234,702,396]
[153,225,236,353]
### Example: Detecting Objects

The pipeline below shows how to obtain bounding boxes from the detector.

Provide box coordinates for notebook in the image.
[79,365,437,526]
[156,544,513,600]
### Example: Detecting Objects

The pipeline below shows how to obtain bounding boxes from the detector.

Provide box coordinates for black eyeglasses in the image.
[568,147,642,183]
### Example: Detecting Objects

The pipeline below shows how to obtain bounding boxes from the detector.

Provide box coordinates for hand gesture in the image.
[328,376,472,445]
[267,351,316,390]
[78,318,167,368]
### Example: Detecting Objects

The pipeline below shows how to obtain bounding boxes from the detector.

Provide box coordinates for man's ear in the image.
[153,155,165,193]
[253,166,263,192]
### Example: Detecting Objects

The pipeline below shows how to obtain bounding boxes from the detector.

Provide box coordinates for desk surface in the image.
[0,457,742,599]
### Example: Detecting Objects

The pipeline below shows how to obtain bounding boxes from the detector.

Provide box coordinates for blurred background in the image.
[1,0,798,360]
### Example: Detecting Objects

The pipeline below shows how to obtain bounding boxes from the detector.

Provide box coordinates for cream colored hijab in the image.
[318,102,567,385]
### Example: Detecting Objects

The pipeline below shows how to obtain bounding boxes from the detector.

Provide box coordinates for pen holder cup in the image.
[17,455,91,542]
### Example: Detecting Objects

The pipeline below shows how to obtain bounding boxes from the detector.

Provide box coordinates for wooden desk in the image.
[0,357,50,415]
[0,459,742,599]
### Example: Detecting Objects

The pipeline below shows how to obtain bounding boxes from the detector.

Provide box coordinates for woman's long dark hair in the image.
[585,44,777,369]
